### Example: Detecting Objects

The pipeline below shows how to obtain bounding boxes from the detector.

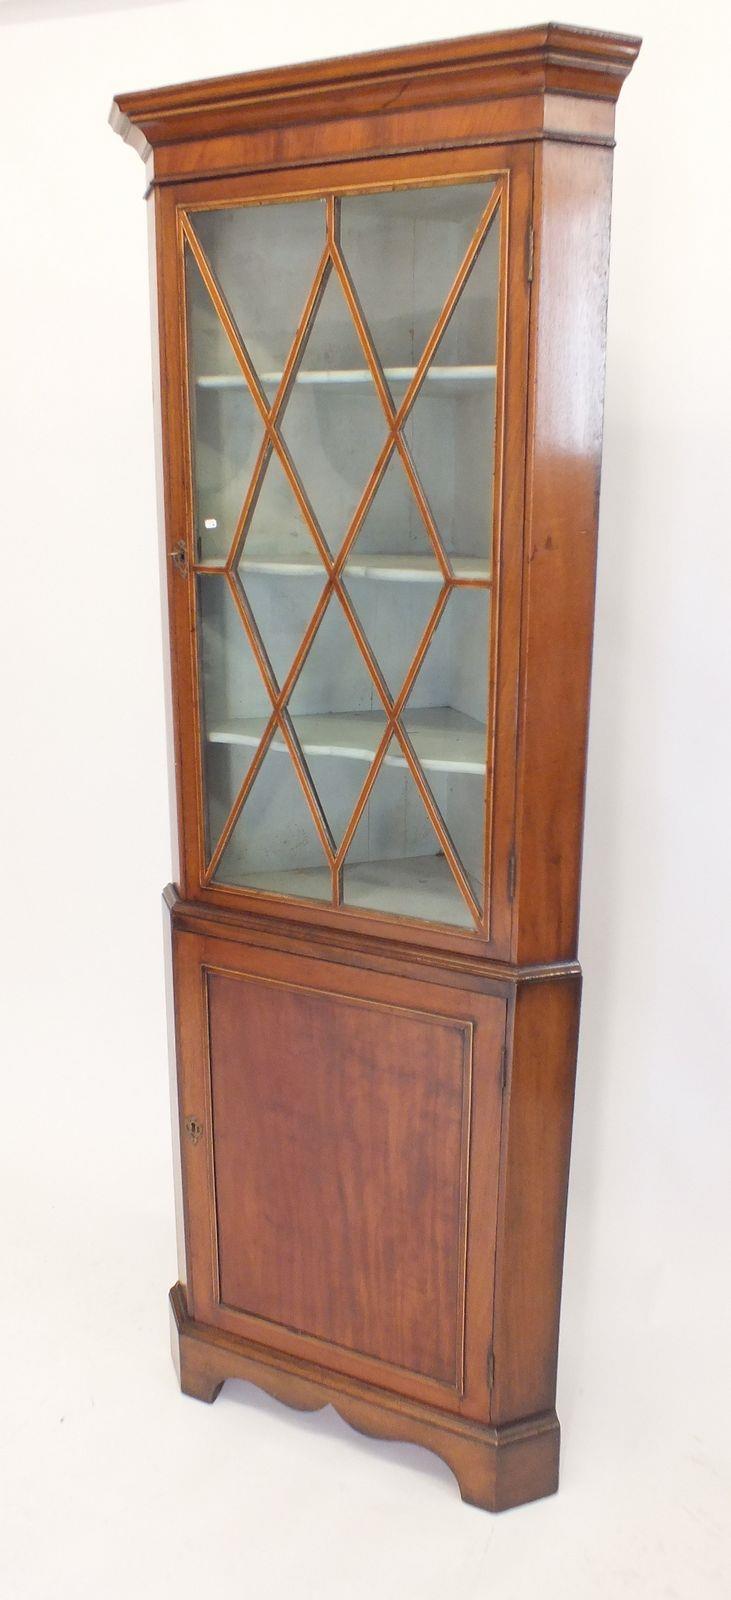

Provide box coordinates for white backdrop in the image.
[1,2,729,1596]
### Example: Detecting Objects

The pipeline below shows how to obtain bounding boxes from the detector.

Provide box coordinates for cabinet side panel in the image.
[491,976,580,1423]
[163,898,187,1286]
[513,142,615,963]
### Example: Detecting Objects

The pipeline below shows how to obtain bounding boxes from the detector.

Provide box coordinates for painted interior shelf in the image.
[208,705,487,775]
[196,364,497,393]
[200,553,491,583]
[231,853,477,927]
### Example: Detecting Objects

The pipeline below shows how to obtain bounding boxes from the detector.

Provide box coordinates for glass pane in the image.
[400,587,489,909]
[287,595,387,846]
[280,269,388,554]
[237,452,327,689]
[185,247,264,564]
[342,738,473,928]
[339,575,437,702]
[342,448,441,568]
[341,451,441,696]
[239,447,321,567]
[213,743,331,899]
[196,575,271,857]
[402,216,499,568]
[189,179,500,927]
[189,198,326,381]
[340,180,495,402]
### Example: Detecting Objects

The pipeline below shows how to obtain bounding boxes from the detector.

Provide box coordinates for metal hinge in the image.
[507,846,516,904]
[487,1348,495,1389]
[500,1044,508,1092]
[527,223,535,283]
[171,539,189,578]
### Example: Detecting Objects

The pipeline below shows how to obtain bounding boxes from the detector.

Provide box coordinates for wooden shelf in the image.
[226,852,477,927]
[208,705,486,775]
[196,364,496,393]
[344,852,478,924]
[198,553,491,583]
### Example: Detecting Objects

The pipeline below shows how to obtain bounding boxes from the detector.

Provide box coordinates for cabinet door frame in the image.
[172,927,509,1420]
[153,141,533,959]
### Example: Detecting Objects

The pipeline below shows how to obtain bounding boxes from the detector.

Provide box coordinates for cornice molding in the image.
[110,23,641,163]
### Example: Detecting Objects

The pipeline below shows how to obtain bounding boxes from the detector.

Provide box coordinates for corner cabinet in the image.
[111,23,639,1512]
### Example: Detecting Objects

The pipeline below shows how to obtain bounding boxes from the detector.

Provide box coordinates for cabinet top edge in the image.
[110,22,641,160]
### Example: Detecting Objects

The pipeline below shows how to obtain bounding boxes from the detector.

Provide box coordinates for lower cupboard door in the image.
[174,931,507,1419]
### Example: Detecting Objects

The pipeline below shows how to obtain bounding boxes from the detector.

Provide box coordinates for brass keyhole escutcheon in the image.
[184,1116,203,1146]
[170,539,189,577]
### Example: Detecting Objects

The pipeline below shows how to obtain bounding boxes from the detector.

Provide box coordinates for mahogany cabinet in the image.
[111,23,640,1511]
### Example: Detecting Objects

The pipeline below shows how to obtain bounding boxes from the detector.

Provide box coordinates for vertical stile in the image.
[481,181,508,937]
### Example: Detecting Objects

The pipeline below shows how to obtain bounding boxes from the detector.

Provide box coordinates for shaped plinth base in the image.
[169,1284,559,1512]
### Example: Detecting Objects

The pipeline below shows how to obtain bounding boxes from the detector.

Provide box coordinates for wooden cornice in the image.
[110,23,641,165]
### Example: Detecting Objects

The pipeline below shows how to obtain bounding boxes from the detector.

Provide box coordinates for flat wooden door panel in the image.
[209,970,470,1385]
[173,928,507,1415]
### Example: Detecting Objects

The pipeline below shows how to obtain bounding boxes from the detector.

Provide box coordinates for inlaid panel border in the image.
[199,962,474,1393]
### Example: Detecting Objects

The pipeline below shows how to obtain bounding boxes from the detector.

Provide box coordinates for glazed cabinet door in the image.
[173,928,508,1420]
[159,146,531,955]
